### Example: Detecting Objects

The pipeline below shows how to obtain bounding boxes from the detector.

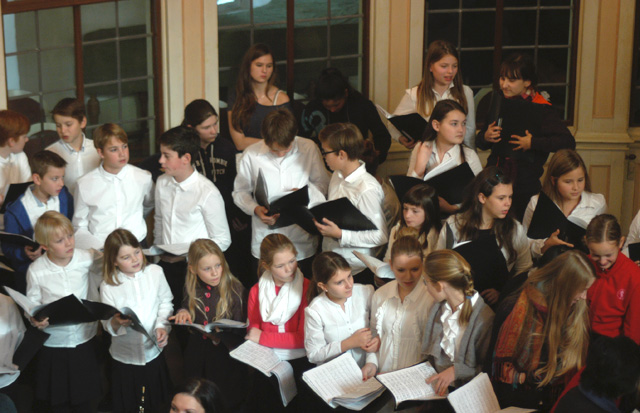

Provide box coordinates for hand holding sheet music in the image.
[447,373,536,413]
[376,362,444,407]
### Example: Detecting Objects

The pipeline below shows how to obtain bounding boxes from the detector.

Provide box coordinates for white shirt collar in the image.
[440,291,479,361]
[432,82,455,99]
[98,163,128,181]
[60,134,88,154]
[337,161,367,183]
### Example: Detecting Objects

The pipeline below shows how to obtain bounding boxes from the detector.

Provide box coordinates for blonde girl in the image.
[422,250,494,396]
[100,228,173,413]
[523,149,606,258]
[171,239,247,410]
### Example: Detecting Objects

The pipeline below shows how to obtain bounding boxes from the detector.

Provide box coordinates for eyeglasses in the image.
[321,148,339,157]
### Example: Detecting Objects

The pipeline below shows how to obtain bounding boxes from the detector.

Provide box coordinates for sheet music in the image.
[376,362,442,405]
[499,408,537,413]
[271,360,297,407]
[211,319,249,328]
[447,373,500,413]
[3,286,36,316]
[352,251,395,279]
[229,340,282,376]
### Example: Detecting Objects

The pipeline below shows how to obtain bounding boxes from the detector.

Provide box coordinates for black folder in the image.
[491,96,542,160]
[291,197,378,236]
[628,242,640,262]
[486,90,503,125]
[388,175,427,204]
[12,327,49,370]
[388,113,428,143]
[0,182,32,213]
[452,230,510,294]
[255,169,311,229]
[0,231,40,249]
[526,192,588,253]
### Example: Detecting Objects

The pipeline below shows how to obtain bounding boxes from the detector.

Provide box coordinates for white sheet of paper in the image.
[229,340,281,376]
[271,360,297,407]
[447,373,501,413]
[376,362,443,406]
[352,251,395,279]
[3,286,36,316]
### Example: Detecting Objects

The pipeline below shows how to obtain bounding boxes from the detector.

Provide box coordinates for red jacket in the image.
[247,278,309,349]
[588,252,640,344]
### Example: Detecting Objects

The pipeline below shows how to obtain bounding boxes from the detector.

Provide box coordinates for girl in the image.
[228,43,291,150]
[490,250,594,410]
[422,250,494,396]
[100,228,173,413]
[477,53,575,221]
[246,233,310,410]
[585,214,640,344]
[384,184,441,262]
[436,167,532,306]
[171,239,247,410]
[407,99,482,214]
[304,252,378,380]
[170,378,228,413]
[523,149,606,258]
[371,236,433,373]
[394,40,475,150]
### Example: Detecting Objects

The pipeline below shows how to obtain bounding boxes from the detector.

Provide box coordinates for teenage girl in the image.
[476,53,575,221]
[422,250,494,396]
[523,149,606,258]
[436,167,532,306]
[394,40,475,150]
[490,250,594,410]
[304,252,378,380]
[371,236,433,373]
[100,228,173,412]
[170,378,228,413]
[585,214,640,344]
[384,184,441,263]
[407,99,483,214]
[228,43,291,150]
[171,239,247,410]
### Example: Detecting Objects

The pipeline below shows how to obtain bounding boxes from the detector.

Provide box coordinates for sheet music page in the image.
[447,373,500,413]
[498,408,537,413]
[376,362,442,405]
[211,319,249,328]
[3,286,36,316]
[229,340,281,375]
[271,360,297,407]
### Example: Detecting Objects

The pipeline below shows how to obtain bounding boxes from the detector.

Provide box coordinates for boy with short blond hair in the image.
[0,110,31,206]
[46,98,100,193]
[73,123,154,250]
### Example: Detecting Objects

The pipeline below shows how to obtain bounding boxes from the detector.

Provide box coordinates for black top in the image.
[194,136,238,216]
[228,91,293,140]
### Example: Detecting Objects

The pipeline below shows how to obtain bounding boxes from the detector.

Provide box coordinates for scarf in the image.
[258,268,304,327]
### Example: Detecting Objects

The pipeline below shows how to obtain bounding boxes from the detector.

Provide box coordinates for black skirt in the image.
[111,353,172,413]
[35,338,101,406]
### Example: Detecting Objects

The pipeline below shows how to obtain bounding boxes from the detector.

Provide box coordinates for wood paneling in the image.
[592,0,620,118]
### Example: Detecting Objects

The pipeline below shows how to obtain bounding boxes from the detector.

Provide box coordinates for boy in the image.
[0,110,31,208]
[233,108,329,279]
[73,123,154,250]
[154,125,231,307]
[4,150,73,281]
[315,123,388,275]
[47,98,100,193]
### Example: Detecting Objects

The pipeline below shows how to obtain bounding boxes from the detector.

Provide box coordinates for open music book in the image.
[302,353,384,410]
[352,251,395,279]
[171,318,248,333]
[447,373,536,413]
[229,341,297,407]
[376,361,445,407]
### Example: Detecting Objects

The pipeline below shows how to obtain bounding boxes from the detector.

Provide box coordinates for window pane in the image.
[540,0,572,6]
[121,119,154,160]
[331,57,362,92]
[427,0,459,10]
[539,9,571,45]
[4,12,36,54]
[294,61,323,98]
[331,18,361,56]
[502,10,536,46]
[461,0,496,8]
[84,83,119,127]
[542,85,568,117]
[294,23,327,60]
[426,12,458,46]
[122,79,153,121]
[8,96,44,127]
[83,41,118,84]
[120,37,151,79]
[461,11,494,47]
[275,63,287,90]
[6,53,39,96]
[118,0,152,34]
[81,2,116,39]
[296,0,328,20]
[41,48,75,92]
[39,8,74,48]
[218,29,250,68]
[254,26,287,61]
[218,1,250,27]
[503,0,537,6]
[219,69,235,105]
[255,0,287,24]
[331,0,359,17]
[459,50,493,87]
[537,48,569,84]
[631,89,640,125]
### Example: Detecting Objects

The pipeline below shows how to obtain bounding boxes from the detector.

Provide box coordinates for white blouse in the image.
[440,292,479,362]
[406,141,483,180]
[623,209,640,258]
[370,280,433,373]
[305,284,377,368]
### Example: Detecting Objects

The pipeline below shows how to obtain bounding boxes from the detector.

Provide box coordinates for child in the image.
[26,211,101,412]
[0,110,31,208]
[523,149,606,258]
[476,53,575,221]
[4,150,72,281]
[422,250,494,395]
[436,167,532,306]
[585,214,640,344]
[304,251,378,380]
[233,108,329,279]
[371,236,433,373]
[47,98,100,193]
[394,40,476,149]
[73,123,154,249]
[316,122,387,277]
[170,378,228,413]
[100,228,173,412]
[490,250,594,410]
[171,239,247,410]
[384,184,441,263]
[155,125,231,308]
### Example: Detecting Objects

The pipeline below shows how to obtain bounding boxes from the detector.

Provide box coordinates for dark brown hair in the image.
[51,97,86,123]
[307,251,351,303]
[262,109,297,148]
[30,150,67,178]
[318,122,364,161]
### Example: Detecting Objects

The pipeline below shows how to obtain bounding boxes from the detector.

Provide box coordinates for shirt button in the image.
[205,306,210,312]
[206,285,212,290]
[205,292,211,298]
[203,320,208,326]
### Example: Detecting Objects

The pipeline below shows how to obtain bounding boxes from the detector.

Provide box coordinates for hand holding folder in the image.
[254,169,310,229]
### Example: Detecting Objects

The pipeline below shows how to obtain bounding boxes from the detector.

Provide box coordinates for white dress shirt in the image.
[440,292,479,362]
[154,169,231,251]
[0,295,25,388]
[100,264,173,366]
[523,191,607,258]
[370,280,433,373]
[624,209,640,258]
[74,164,154,249]
[393,85,476,149]
[436,215,533,275]
[26,248,100,348]
[322,162,388,274]
[0,151,31,197]
[407,141,482,180]
[46,135,100,193]
[21,185,61,229]
[233,136,330,260]
[305,284,377,367]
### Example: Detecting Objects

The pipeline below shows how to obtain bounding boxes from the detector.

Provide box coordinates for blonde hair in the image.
[424,250,475,326]
[258,233,298,277]
[541,149,591,206]
[102,229,146,286]
[526,249,594,386]
[34,211,74,247]
[390,235,424,263]
[186,239,244,322]
[92,123,128,150]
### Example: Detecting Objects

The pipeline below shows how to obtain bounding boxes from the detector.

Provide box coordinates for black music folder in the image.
[452,230,509,294]
[0,231,39,249]
[12,327,49,370]
[490,96,542,161]
[628,242,640,262]
[526,192,587,252]
[291,197,378,236]
[0,182,31,213]
[388,113,428,143]
[255,169,310,229]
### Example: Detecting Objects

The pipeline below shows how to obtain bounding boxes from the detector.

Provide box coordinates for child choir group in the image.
[0,39,639,413]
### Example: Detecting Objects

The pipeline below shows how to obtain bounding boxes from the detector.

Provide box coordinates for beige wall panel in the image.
[370,0,390,110]
[162,0,185,129]
[203,2,219,112]
[387,0,411,111]
[589,165,611,202]
[592,0,620,119]
[182,1,205,105]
